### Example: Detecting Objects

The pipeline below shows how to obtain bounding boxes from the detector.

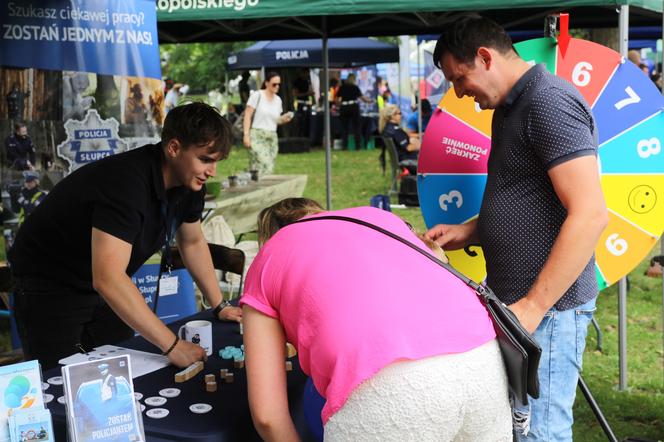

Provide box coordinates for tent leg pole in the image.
[323,18,332,210]
[224,72,229,112]
[619,6,629,58]
[618,277,628,390]
[578,377,619,442]
[417,40,422,140]
[618,5,629,392]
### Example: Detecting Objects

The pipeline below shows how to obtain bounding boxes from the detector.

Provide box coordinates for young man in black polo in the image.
[9,102,242,370]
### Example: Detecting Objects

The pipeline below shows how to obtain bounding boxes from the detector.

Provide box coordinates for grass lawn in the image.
[2,144,662,439]
[216,145,428,231]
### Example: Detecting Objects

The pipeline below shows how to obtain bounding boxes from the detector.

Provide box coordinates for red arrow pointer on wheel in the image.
[558,13,571,58]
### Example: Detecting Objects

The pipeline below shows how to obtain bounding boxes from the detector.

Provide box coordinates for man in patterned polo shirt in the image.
[427,15,608,441]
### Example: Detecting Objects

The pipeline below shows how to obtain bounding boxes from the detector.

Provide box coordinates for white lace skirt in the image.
[324,339,512,442]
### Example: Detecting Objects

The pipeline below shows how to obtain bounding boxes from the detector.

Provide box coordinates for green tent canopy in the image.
[157,0,662,43]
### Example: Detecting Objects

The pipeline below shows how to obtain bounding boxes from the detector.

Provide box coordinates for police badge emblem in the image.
[57,109,128,173]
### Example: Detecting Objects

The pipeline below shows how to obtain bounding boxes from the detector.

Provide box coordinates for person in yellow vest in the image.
[18,171,48,225]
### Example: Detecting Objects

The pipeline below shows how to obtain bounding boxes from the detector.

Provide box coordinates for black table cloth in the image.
[44,310,317,441]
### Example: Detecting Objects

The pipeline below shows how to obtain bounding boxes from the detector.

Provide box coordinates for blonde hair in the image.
[257,198,324,246]
[258,199,448,264]
[379,104,399,133]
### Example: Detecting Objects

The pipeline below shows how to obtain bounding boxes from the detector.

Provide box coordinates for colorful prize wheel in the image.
[418,37,664,289]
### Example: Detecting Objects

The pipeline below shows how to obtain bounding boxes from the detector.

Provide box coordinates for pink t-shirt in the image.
[240,207,496,423]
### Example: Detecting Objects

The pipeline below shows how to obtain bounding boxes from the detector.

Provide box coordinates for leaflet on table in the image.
[58,345,169,378]
[0,360,45,442]
[8,408,54,442]
[62,354,145,442]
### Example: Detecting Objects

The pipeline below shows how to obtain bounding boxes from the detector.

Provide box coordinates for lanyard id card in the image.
[159,275,179,296]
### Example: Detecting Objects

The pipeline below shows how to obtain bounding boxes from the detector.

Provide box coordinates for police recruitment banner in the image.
[1,0,160,79]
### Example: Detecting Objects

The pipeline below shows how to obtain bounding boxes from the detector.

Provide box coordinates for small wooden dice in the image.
[174,361,204,383]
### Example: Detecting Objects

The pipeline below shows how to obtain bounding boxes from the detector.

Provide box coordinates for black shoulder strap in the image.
[251,91,262,127]
[292,215,492,301]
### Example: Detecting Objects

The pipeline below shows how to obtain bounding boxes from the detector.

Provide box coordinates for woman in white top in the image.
[243,72,293,175]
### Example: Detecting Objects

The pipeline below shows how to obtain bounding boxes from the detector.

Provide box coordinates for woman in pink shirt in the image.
[240,198,511,441]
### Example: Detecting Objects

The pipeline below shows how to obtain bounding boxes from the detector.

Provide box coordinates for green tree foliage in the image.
[160,41,253,93]
[373,36,400,45]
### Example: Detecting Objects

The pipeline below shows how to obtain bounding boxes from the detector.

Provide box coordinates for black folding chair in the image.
[380,136,405,197]
[153,243,245,314]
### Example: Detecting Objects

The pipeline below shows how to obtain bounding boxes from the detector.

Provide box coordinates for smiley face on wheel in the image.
[628,185,657,214]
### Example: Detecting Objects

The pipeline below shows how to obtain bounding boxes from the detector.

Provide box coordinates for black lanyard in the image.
[160,200,177,274]
[153,200,178,315]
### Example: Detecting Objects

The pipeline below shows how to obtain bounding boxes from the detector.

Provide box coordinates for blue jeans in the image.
[514,297,597,441]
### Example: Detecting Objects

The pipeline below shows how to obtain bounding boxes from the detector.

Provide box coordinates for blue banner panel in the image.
[0,0,161,79]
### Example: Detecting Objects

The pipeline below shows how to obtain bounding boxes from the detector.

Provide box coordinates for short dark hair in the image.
[433,14,516,69]
[14,122,26,131]
[161,102,232,158]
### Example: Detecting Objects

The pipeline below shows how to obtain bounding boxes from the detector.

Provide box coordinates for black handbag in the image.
[294,215,542,405]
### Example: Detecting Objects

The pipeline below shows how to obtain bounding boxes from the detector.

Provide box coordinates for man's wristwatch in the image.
[212,300,232,319]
